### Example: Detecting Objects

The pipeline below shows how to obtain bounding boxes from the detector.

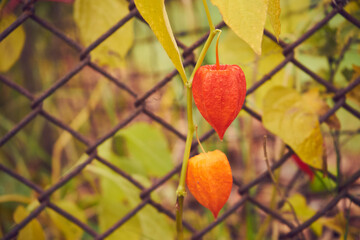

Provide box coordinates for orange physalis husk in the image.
[192,64,246,140]
[186,150,233,218]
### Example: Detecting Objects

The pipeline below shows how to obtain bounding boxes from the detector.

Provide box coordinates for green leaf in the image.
[263,86,323,169]
[0,13,25,72]
[87,164,174,240]
[118,122,174,177]
[267,0,281,40]
[89,165,142,240]
[134,0,187,84]
[13,206,45,240]
[47,201,87,240]
[210,0,269,55]
[137,205,175,240]
[97,138,147,176]
[310,174,336,193]
[73,0,134,67]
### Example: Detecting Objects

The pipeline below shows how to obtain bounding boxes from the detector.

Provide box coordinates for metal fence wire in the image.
[1,0,360,239]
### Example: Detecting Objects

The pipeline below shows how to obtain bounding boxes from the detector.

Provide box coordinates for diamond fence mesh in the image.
[0,0,360,239]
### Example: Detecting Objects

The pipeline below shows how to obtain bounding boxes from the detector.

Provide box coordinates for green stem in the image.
[176,88,195,196]
[176,196,184,240]
[187,29,221,87]
[332,130,341,192]
[202,0,215,32]
[176,87,195,240]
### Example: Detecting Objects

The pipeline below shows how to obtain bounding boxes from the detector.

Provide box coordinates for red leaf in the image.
[2,0,73,14]
[2,0,21,13]
[292,154,314,181]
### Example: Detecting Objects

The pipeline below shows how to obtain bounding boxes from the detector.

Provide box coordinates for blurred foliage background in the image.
[0,0,360,239]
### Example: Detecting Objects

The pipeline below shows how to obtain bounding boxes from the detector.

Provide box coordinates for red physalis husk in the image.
[192,64,246,140]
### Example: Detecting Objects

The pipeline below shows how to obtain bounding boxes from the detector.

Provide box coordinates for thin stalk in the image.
[195,126,207,154]
[202,0,215,32]
[187,29,221,87]
[215,30,222,69]
[332,130,341,192]
[344,200,352,240]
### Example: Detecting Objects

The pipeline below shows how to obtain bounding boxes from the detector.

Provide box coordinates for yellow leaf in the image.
[73,0,134,67]
[210,0,269,55]
[0,194,31,204]
[13,206,45,240]
[220,30,288,111]
[267,0,281,40]
[321,212,356,240]
[0,13,25,72]
[263,86,323,169]
[301,88,340,130]
[344,1,360,14]
[47,201,87,240]
[281,194,323,236]
[134,0,187,84]
[281,0,311,36]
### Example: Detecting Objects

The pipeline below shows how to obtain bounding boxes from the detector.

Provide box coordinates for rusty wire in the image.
[0,0,360,239]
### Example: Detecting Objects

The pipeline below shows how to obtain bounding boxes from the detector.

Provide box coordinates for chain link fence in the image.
[0,0,360,239]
